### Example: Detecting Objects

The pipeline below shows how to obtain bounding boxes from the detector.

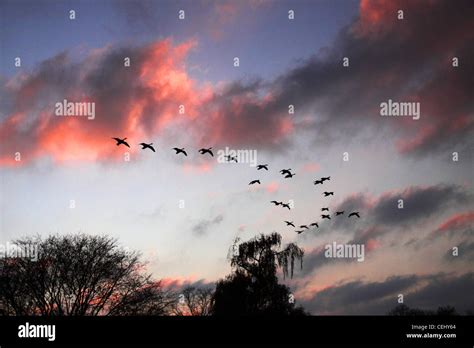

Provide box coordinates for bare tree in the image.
[0,234,174,316]
[171,286,214,316]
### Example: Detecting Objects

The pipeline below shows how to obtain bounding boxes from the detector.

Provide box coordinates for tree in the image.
[171,286,214,316]
[0,234,174,315]
[388,304,458,316]
[212,233,306,316]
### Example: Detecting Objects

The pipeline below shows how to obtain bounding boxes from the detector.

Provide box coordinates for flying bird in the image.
[281,203,291,210]
[321,176,331,182]
[225,155,238,163]
[173,148,187,156]
[198,147,214,156]
[323,192,334,197]
[335,211,344,216]
[295,230,304,234]
[348,212,360,218]
[310,222,319,228]
[139,143,155,152]
[314,179,323,185]
[285,221,295,227]
[271,200,282,206]
[284,172,296,179]
[257,164,269,170]
[321,215,331,220]
[300,225,309,229]
[280,169,292,175]
[321,207,329,211]
[249,180,261,185]
[112,137,130,148]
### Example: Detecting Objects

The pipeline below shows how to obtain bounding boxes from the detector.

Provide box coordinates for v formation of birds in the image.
[112,137,360,235]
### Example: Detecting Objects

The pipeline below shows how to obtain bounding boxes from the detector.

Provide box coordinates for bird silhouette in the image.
[295,230,304,234]
[112,137,130,148]
[310,222,319,228]
[139,142,155,152]
[323,192,334,197]
[281,203,291,210]
[198,147,213,156]
[321,214,331,219]
[321,207,329,211]
[285,221,295,227]
[225,155,238,163]
[335,211,344,216]
[271,200,282,206]
[280,169,292,175]
[314,179,323,185]
[321,176,331,182]
[257,164,269,170]
[300,225,309,229]
[284,172,296,179]
[249,180,261,185]
[173,148,187,156]
[348,212,360,218]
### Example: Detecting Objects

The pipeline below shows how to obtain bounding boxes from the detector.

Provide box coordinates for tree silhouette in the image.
[0,234,174,315]
[388,304,458,316]
[171,286,214,316]
[212,233,306,316]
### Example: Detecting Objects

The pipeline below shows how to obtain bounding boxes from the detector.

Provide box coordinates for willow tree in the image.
[212,233,306,316]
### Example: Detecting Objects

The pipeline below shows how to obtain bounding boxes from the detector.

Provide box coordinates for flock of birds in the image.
[112,137,361,235]
[256,172,360,235]
[112,137,214,157]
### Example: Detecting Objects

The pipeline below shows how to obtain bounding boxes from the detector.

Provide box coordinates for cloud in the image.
[203,0,474,157]
[433,211,474,237]
[332,184,470,230]
[300,272,474,315]
[1,37,296,166]
[191,214,224,236]
[1,39,206,166]
[160,277,215,292]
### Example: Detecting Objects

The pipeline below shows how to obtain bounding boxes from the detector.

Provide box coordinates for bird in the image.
[271,200,282,206]
[310,222,319,228]
[281,203,291,210]
[198,147,213,156]
[314,179,323,185]
[323,192,334,197]
[280,169,292,175]
[112,137,130,148]
[321,176,331,182]
[300,225,309,229]
[321,207,329,211]
[321,214,331,219]
[257,164,269,170]
[284,172,296,179]
[173,147,187,156]
[249,180,261,185]
[139,142,155,152]
[285,221,295,227]
[225,155,238,163]
[295,230,304,234]
[335,211,344,216]
[348,212,360,218]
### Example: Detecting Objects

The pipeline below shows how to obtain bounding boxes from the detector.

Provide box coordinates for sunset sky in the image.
[1,0,473,314]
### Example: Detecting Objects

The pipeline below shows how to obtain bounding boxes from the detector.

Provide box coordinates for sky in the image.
[0,0,473,315]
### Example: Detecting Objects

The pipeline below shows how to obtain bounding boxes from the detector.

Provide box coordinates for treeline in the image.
[0,233,305,316]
